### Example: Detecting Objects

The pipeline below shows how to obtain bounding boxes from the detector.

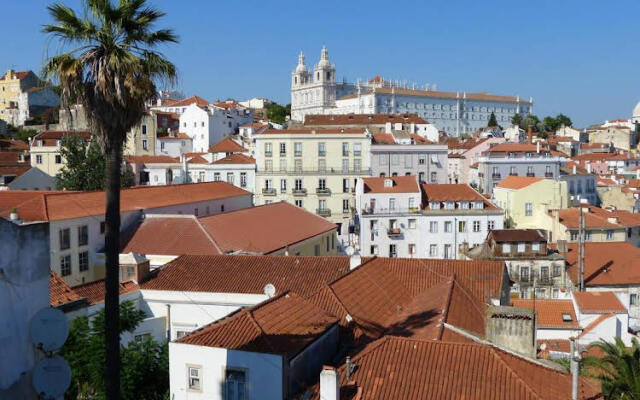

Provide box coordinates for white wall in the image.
[169,343,283,400]
[536,327,581,340]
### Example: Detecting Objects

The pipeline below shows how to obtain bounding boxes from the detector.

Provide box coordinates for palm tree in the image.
[43,1,177,398]
[591,337,640,399]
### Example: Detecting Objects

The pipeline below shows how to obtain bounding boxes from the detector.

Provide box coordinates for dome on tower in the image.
[295,51,308,73]
[633,100,640,123]
[317,45,331,68]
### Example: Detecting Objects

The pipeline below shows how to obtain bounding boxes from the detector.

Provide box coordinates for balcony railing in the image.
[316,188,331,196]
[316,208,331,217]
[262,188,277,195]
[318,151,326,157]
[292,188,308,196]
[351,187,356,193]
[362,207,420,215]
[387,227,403,238]
[545,172,554,177]
[295,151,302,157]
[265,151,272,157]
[509,172,518,176]
[526,172,535,177]
[258,168,371,175]
[491,173,501,179]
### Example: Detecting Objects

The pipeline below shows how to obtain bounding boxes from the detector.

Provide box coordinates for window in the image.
[265,159,273,171]
[343,199,350,213]
[318,142,326,156]
[294,142,302,156]
[473,220,480,232]
[279,159,286,172]
[78,251,89,272]
[585,231,592,241]
[78,225,88,246]
[240,172,247,188]
[606,230,614,240]
[408,243,416,255]
[279,142,286,156]
[380,154,389,165]
[570,231,578,241]
[429,221,438,233]
[562,313,573,322]
[532,242,540,252]
[59,228,70,250]
[55,154,62,164]
[214,172,221,181]
[631,294,638,306]
[520,266,529,282]
[318,199,327,211]
[445,201,455,210]
[552,288,560,299]
[264,142,272,156]
[294,179,303,191]
[318,178,326,190]
[294,159,302,172]
[488,220,495,230]
[430,171,437,183]
[444,244,452,259]
[389,198,396,211]
[391,154,399,165]
[342,158,349,172]
[458,221,466,233]
[370,245,379,255]
[354,159,361,172]
[343,178,349,193]
[418,155,426,165]
[280,179,287,193]
[404,154,412,168]
[134,333,151,341]
[295,199,303,208]
[60,255,71,276]
[429,244,438,257]
[525,202,533,216]
[502,243,511,253]
[36,155,42,164]
[142,125,147,135]
[317,158,326,172]
[100,221,106,234]
[188,366,201,391]
[517,243,525,253]
[444,221,452,233]
[510,166,516,175]
[408,219,416,229]
[389,244,397,258]
[354,143,361,156]
[142,139,148,150]
[527,166,534,175]
[553,265,562,277]
[342,142,349,156]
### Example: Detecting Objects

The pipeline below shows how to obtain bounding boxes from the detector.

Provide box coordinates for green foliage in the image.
[487,112,498,127]
[512,113,573,134]
[7,124,39,143]
[590,337,640,399]
[56,133,134,191]
[60,301,168,400]
[511,113,522,126]
[265,102,290,124]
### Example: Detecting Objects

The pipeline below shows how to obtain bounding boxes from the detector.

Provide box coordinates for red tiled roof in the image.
[157,132,190,140]
[187,155,208,164]
[371,133,396,144]
[422,183,498,209]
[511,299,579,329]
[303,113,428,126]
[50,271,83,307]
[362,175,420,193]
[211,153,255,165]
[140,254,351,298]
[0,182,250,222]
[562,242,640,287]
[71,279,139,305]
[256,128,366,135]
[213,101,242,110]
[167,95,209,108]
[208,137,247,153]
[496,176,544,190]
[375,87,532,103]
[308,336,600,400]
[0,138,29,151]
[554,207,622,229]
[489,229,546,243]
[178,292,338,358]
[124,155,179,164]
[537,339,571,358]
[485,143,547,153]
[0,70,31,80]
[32,130,90,146]
[573,292,626,314]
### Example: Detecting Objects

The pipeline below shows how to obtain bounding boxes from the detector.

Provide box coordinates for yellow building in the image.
[125,112,157,156]
[493,176,568,228]
[0,70,39,122]
[30,130,91,177]
[254,128,371,235]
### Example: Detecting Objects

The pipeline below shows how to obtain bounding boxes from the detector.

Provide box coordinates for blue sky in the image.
[1,0,639,127]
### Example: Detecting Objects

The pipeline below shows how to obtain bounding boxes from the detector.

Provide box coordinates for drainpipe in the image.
[166,304,171,341]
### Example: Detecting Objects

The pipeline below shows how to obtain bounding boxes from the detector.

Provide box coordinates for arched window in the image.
[317,72,320,81]
[326,71,331,80]
[294,77,298,84]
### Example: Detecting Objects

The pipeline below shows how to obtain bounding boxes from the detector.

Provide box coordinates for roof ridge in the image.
[193,217,224,254]
[246,307,277,353]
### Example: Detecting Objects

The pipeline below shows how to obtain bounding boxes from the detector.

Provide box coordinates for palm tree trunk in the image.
[104,138,122,400]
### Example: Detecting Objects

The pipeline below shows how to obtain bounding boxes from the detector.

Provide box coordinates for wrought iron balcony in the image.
[387,227,403,238]
[526,172,535,177]
[491,173,501,179]
[316,188,331,196]
[292,188,307,196]
[262,188,277,195]
[545,172,554,178]
[316,208,331,217]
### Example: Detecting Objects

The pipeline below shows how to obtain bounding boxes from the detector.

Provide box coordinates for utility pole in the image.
[570,337,580,400]
[578,207,585,291]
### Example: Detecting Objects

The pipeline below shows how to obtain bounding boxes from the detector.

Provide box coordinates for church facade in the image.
[291,46,533,136]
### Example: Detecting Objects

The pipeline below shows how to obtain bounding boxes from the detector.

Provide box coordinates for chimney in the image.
[9,208,19,221]
[536,141,540,154]
[586,163,592,174]
[320,366,340,400]
[118,252,150,282]
[572,164,576,174]
[527,125,533,141]
[349,251,361,270]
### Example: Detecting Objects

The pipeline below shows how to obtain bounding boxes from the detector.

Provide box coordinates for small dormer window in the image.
[384,179,393,188]
[37,140,43,147]
[562,314,573,322]
[445,201,455,210]
[56,140,61,147]
[472,201,484,209]
[532,242,540,252]
[459,202,469,209]
[430,201,440,210]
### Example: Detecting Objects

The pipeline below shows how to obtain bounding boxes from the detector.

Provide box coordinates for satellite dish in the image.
[263,283,276,298]
[30,307,68,352]
[33,356,71,399]
[345,245,355,256]
[540,343,547,351]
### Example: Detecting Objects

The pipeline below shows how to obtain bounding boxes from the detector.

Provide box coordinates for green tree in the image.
[7,124,39,143]
[43,2,177,398]
[61,301,169,400]
[555,113,572,128]
[56,133,134,190]
[511,113,522,127]
[487,112,498,127]
[265,102,290,124]
[590,337,640,399]
[543,116,559,132]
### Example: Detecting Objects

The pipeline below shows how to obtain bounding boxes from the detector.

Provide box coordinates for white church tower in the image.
[291,46,337,122]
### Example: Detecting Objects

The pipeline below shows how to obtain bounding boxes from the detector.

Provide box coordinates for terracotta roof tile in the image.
[179,292,338,358]
[561,242,640,287]
[496,176,544,189]
[167,95,209,108]
[140,254,350,298]
[71,279,139,305]
[0,182,250,222]
[124,155,179,164]
[422,183,498,209]
[362,175,420,193]
[371,133,396,144]
[32,130,90,146]
[0,70,31,80]
[307,336,599,400]
[211,153,255,165]
[50,271,83,307]
[208,137,247,153]
[0,138,29,151]
[555,207,622,229]
[256,128,366,135]
[157,132,190,140]
[303,113,428,126]
[573,292,626,313]
[489,229,546,243]
[511,299,579,328]
[485,143,548,153]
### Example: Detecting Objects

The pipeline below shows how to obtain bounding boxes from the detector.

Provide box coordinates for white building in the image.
[290,46,532,136]
[356,176,504,259]
[179,103,253,152]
